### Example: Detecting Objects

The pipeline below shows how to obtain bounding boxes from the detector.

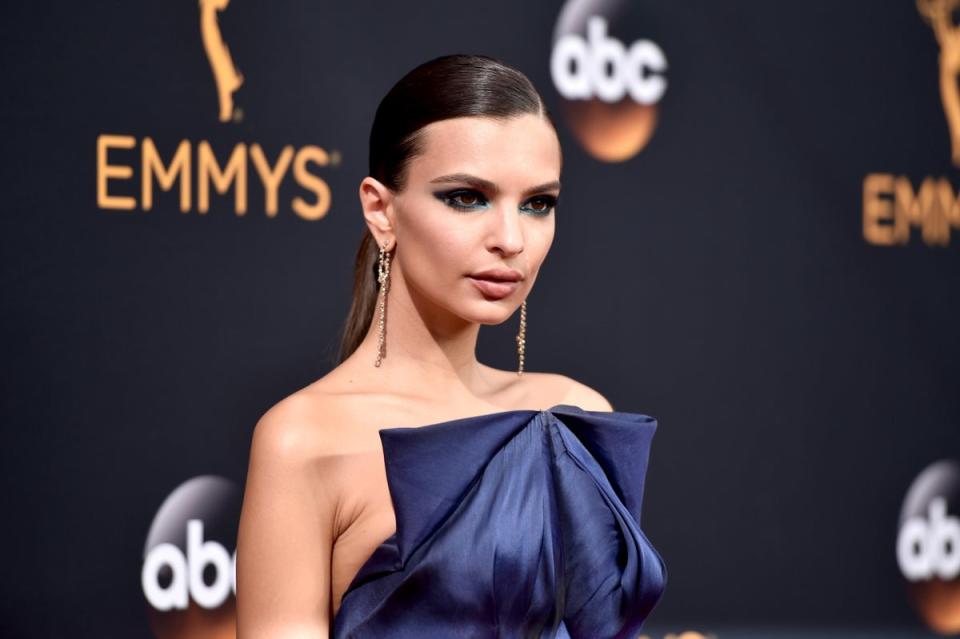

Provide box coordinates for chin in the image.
[461,300,518,325]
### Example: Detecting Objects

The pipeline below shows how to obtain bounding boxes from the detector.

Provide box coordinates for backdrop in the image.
[1,1,958,638]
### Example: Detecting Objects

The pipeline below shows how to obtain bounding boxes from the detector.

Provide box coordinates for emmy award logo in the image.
[199,0,243,123]
[918,0,960,166]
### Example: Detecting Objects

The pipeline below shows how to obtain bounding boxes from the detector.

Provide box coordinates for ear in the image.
[359,176,396,250]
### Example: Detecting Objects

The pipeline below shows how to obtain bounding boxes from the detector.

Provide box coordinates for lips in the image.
[470,268,524,282]
[467,275,521,300]
[467,267,524,300]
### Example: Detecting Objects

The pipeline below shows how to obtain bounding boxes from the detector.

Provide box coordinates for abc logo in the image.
[142,519,237,610]
[141,475,240,639]
[550,0,668,162]
[551,16,667,105]
[896,459,960,634]
[898,497,960,581]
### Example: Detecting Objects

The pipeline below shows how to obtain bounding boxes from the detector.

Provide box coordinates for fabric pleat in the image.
[331,404,667,638]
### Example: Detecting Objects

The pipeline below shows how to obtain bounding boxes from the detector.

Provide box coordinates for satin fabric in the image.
[331,403,667,638]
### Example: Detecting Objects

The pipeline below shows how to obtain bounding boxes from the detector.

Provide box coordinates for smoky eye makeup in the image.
[432,188,559,216]
[432,188,490,211]
[520,194,559,216]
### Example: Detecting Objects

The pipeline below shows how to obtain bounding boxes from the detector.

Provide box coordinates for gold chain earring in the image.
[374,241,392,367]
[515,299,526,376]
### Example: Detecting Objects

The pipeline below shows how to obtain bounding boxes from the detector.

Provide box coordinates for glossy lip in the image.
[469,267,525,282]
[467,276,521,300]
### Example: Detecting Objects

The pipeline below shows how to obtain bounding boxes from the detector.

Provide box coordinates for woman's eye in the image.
[434,189,556,215]
[521,196,557,215]
[455,192,479,206]
[435,189,489,211]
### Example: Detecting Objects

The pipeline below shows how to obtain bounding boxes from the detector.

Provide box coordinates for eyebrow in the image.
[429,173,561,198]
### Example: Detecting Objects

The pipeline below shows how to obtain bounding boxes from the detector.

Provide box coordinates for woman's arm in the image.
[236,398,339,639]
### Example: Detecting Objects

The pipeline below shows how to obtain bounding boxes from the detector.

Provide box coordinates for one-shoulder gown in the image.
[331,403,667,638]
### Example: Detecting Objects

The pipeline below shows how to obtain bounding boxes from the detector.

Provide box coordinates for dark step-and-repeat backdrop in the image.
[1,1,958,638]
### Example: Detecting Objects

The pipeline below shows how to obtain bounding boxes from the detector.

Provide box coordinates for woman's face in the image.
[388,113,561,326]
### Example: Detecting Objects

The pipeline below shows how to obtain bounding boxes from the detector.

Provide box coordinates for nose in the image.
[486,201,525,256]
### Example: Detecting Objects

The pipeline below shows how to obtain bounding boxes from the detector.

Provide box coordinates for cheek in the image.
[525,222,555,273]
[397,199,470,278]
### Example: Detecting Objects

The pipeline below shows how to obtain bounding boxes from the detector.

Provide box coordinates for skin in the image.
[235,113,614,639]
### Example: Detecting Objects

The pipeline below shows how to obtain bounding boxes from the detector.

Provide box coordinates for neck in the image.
[352,267,488,397]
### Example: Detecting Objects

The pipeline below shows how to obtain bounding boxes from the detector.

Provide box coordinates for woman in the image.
[236,54,666,638]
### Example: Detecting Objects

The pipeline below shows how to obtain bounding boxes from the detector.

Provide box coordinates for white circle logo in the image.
[897,459,960,634]
[551,16,667,105]
[550,0,668,162]
[141,475,240,639]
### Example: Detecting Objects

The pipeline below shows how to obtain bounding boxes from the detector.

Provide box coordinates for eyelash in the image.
[434,189,557,216]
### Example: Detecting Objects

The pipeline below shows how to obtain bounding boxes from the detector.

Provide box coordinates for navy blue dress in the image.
[331,403,667,638]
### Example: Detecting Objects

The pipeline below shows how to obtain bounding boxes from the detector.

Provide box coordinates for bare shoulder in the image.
[250,383,355,465]
[239,383,348,637]
[555,374,615,412]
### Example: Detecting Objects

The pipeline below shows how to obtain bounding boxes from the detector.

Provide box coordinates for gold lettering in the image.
[98,136,336,218]
[920,178,955,246]
[198,141,247,214]
[894,176,958,246]
[250,144,294,217]
[894,176,927,243]
[142,138,192,212]
[863,173,896,246]
[97,134,137,210]
[292,146,331,221]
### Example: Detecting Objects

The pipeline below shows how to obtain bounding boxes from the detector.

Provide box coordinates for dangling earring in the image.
[515,299,527,376]
[374,241,392,367]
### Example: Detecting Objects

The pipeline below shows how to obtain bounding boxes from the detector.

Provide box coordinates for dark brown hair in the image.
[336,54,558,364]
